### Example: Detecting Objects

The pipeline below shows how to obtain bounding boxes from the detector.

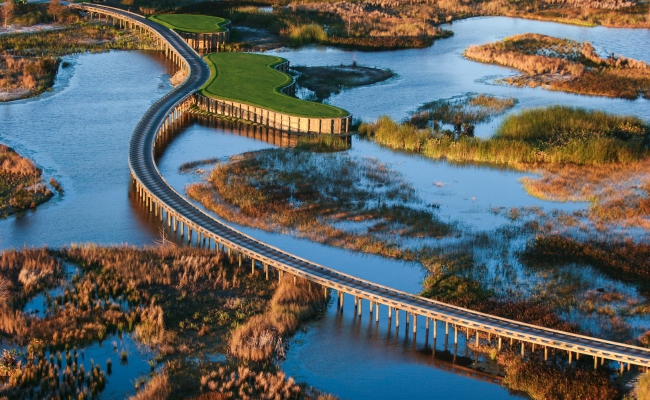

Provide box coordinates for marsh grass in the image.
[420,252,578,332]
[229,276,325,363]
[186,149,452,262]
[465,33,650,99]
[522,236,650,295]
[361,106,650,166]
[0,145,53,217]
[1,245,331,399]
[498,352,619,400]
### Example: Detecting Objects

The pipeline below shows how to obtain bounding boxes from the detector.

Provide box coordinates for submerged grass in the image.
[408,94,517,129]
[186,148,452,262]
[1,245,331,399]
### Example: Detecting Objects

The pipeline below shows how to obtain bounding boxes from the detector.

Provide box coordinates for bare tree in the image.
[2,0,15,28]
[48,0,63,23]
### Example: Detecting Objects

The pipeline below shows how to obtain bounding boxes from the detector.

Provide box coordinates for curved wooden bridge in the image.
[73,3,650,371]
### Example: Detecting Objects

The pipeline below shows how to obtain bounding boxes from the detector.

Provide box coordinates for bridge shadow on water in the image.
[127,113,513,393]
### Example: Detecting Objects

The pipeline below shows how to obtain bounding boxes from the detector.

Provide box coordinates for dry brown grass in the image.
[197,365,301,400]
[522,160,650,229]
[465,33,650,99]
[0,145,53,218]
[187,150,450,263]
[130,371,170,400]
[229,276,324,363]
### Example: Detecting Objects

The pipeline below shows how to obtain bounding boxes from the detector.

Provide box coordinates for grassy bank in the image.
[201,53,349,118]
[148,13,228,33]
[0,22,156,101]
[360,106,650,166]
[464,33,650,99]
[0,245,330,399]
[0,144,54,218]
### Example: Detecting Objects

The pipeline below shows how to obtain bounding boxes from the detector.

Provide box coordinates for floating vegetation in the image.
[407,94,517,130]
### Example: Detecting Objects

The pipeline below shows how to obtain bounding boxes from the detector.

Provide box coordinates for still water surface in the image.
[2,16,650,399]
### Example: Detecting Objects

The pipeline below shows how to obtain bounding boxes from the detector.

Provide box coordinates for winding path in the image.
[73,3,650,370]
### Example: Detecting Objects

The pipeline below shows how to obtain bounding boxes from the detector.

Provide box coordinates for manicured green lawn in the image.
[148,14,229,33]
[201,53,349,118]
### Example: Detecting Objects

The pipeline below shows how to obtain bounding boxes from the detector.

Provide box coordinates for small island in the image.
[465,33,650,99]
[292,64,394,102]
[0,144,55,218]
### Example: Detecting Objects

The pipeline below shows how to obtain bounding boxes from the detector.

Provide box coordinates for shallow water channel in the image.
[1,15,650,399]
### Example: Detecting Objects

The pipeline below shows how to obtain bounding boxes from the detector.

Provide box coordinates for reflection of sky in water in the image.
[1,333,153,399]
[2,16,649,399]
[268,17,650,138]
[281,299,520,399]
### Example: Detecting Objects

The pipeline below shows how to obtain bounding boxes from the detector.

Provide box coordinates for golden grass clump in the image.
[229,276,324,362]
[129,371,170,400]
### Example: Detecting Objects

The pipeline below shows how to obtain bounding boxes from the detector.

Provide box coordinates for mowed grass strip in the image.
[149,14,229,33]
[201,53,349,118]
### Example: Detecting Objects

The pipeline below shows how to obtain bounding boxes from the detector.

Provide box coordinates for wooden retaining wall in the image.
[192,93,351,134]
[177,24,230,53]
[194,60,350,135]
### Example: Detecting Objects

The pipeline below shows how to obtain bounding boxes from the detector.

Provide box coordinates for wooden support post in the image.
[413,314,417,334]
[251,259,255,275]
[396,309,399,328]
[357,298,362,317]
[498,337,502,351]
[388,306,392,320]
[545,346,548,361]
[324,286,328,299]
[265,264,269,280]
[595,357,598,370]
[454,325,458,345]
[568,351,572,364]
[433,319,438,340]
[375,302,379,322]
[521,342,525,357]
[476,330,479,346]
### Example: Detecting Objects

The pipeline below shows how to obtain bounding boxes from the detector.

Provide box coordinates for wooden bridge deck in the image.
[72,3,650,370]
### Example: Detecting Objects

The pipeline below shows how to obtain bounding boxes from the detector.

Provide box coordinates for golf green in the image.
[149,14,229,33]
[201,53,349,118]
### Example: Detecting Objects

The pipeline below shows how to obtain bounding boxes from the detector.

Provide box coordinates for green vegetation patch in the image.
[200,53,349,118]
[148,14,228,34]
[361,106,650,165]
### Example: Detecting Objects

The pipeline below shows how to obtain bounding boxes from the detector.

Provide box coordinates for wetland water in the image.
[1,16,650,399]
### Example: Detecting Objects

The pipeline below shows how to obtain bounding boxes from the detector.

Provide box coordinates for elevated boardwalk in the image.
[73,3,650,372]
